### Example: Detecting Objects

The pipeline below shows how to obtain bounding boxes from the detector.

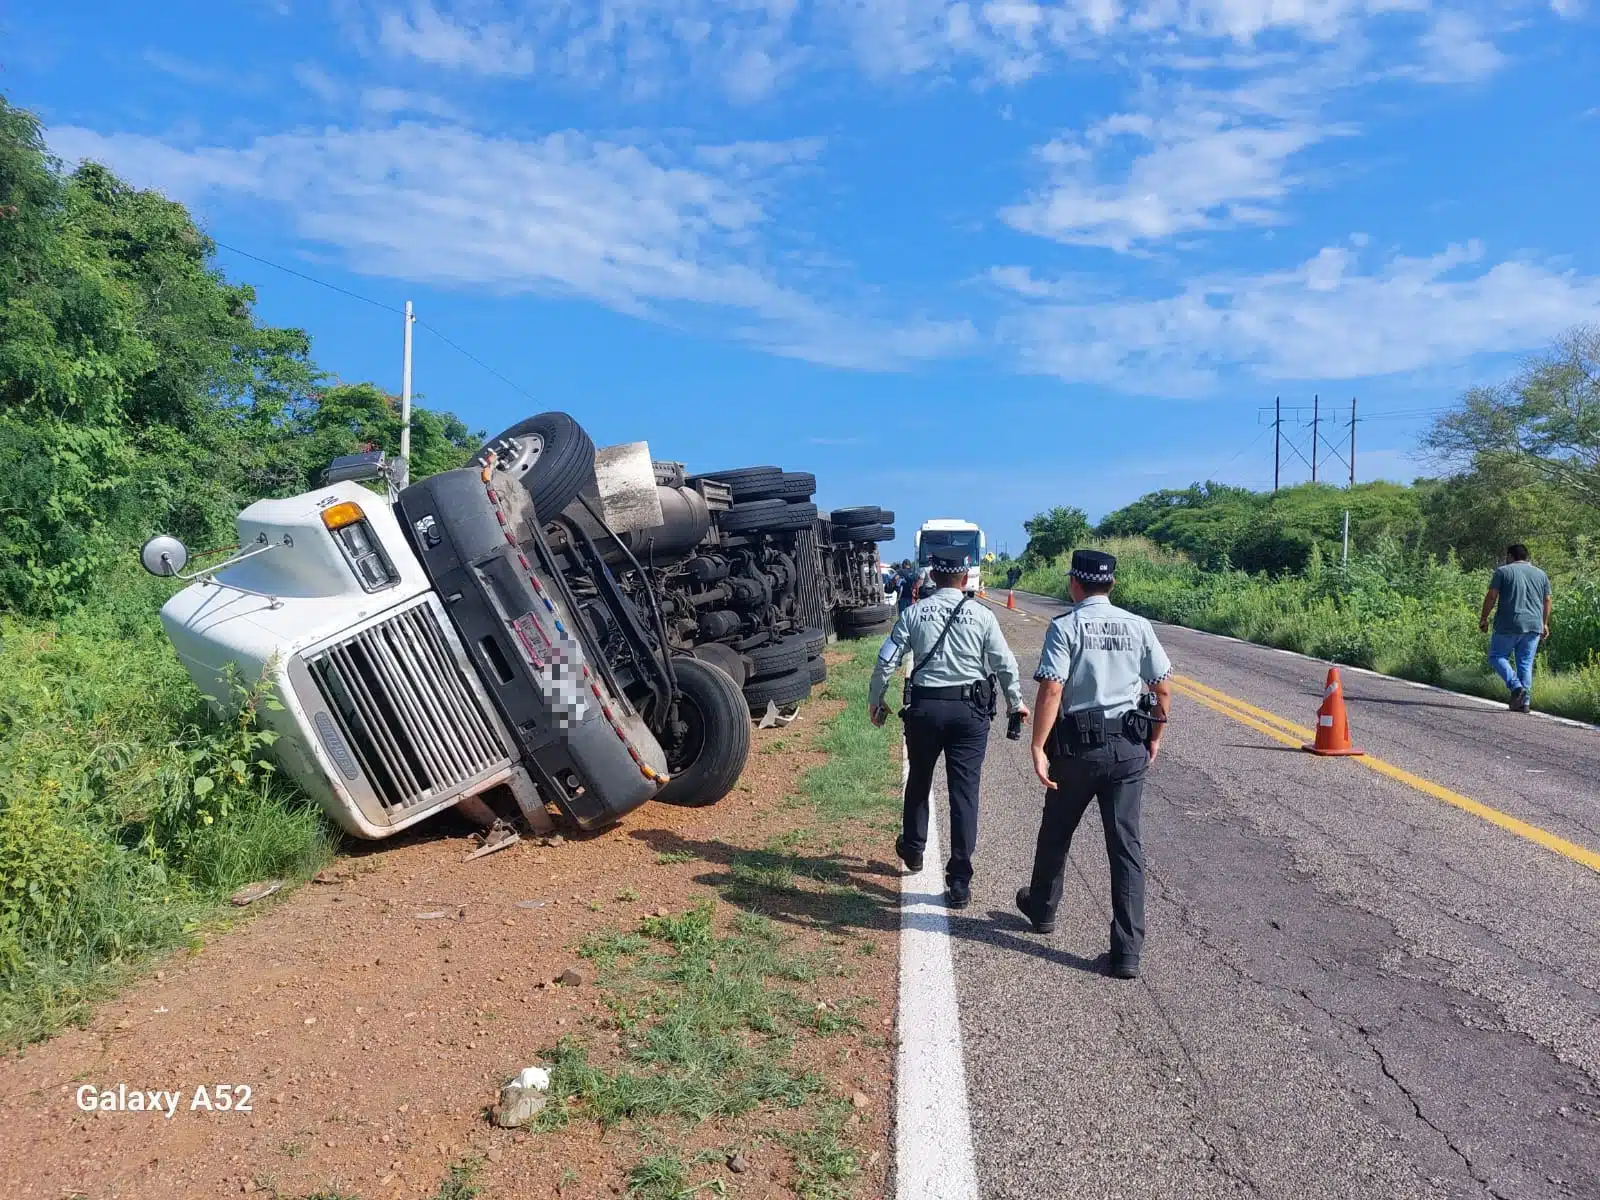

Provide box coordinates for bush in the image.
[1015,536,1600,723]
[0,605,333,1044]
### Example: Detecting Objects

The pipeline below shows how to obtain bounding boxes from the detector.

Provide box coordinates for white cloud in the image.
[378,1,536,75]
[143,49,241,88]
[360,86,465,118]
[48,122,969,372]
[1413,11,1506,82]
[352,0,1501,95]
[998,240,1600,394]
[1002,76,1347,252]
[293,62,344,102]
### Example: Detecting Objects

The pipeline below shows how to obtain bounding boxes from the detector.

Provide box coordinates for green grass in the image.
[655,850,697,866]
[430,1159,484,1200]
[0,607,335,1047]
[1017,538,1600,725]
[531,901,866,1193]
[800,641,902,821]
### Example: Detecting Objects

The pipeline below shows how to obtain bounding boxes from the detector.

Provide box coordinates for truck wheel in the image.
[691,641,748,687]
[719,500,820,535]
[808,655,827,685]
[839,523,891,544]
[738,471,816,502]
[689,466,782,501]
[472,412,596,518]
[742,667,812,714]
[799,626,826,656]
[830,506,882,527]
[747,632,812,679]
[656,658,751,807]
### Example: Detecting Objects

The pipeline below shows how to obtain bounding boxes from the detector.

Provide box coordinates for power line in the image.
[1200,424,1272,483]
[414,318,539,405]
[212,240,402,315]
[211,239,539,404]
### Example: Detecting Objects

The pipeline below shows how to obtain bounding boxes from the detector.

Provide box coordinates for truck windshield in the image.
[918,530,981,566]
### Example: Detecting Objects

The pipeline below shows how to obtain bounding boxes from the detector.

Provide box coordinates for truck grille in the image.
[794,526,830,633]
[304,601,507,812]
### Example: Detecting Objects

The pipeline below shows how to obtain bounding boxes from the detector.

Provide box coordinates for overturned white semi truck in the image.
[141,411,894,841]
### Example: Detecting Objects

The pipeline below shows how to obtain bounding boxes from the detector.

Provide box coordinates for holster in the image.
[1051,708,1139,757]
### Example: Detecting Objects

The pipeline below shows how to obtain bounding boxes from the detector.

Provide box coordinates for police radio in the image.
[1006,710,1025,741]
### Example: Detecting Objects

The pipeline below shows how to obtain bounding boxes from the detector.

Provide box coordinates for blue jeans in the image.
[1488,632,1540,694]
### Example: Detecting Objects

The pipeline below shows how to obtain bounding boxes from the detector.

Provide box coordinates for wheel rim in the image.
[483,431,546,477]
[666,691,708,776]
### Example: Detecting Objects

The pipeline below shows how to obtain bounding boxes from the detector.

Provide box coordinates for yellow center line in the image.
[1169,676,1600,875]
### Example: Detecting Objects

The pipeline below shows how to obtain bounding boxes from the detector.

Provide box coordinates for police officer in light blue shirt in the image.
[1015,548,1172,979]
[868,546,1027,908]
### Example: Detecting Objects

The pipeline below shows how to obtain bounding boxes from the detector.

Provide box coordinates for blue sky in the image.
[8,0,1599,558]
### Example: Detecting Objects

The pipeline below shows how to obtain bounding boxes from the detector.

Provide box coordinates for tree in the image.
[1425,325,1600,509]
[0,93,479,614]
[1022,505,1090,565]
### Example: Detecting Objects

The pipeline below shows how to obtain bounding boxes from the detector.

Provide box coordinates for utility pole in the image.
[1273,396,1281,494]
[1342,510,1350,568]
[1311,393,1319,483]
[399,300,415,486]
[1348,396,1357,488]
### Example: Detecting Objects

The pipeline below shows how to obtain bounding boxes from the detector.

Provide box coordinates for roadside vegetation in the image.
[995,327,1600,722]
[529,641,902,1197]
[0,95,479,1045]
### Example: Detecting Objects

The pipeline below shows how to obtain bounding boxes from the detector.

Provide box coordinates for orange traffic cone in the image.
[1302,667,1364,756]
[1006,590,1016,610]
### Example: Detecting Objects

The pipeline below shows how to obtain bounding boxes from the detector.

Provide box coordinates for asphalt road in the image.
[933,590,1600,1200]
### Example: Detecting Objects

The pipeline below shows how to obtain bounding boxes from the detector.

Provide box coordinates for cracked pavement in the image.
[932,592,1600,1200]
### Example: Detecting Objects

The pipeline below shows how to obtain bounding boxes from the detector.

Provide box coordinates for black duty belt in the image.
[907,683,983,701]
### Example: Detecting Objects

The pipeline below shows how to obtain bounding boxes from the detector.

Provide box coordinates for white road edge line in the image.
[1006,589,1599,734]
[896,738,980,1200]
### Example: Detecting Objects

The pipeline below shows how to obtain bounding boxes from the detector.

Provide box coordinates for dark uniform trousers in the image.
[902,697,989,886]
[1029,732,1148,965]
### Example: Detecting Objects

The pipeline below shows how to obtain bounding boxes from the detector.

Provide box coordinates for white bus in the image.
[915,519,985,595]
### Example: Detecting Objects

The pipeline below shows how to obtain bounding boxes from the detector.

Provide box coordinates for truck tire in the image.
[656,658,751,807]
[840,602,895,627]
[719,500,819,534]
[691,641,749,687]
[742,667,812,714]
[877,510,895,525]
[836,602,895,638]
[472,412,596,519]
[808,655,827,685]
[830,506,881,527]
[799,626,826,656]
[839,523,891,544]
[738,471,816,502]
[689,466,782,501]
[747,632,812,679]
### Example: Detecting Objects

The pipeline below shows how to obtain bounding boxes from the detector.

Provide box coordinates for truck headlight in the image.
[321,501,399,592]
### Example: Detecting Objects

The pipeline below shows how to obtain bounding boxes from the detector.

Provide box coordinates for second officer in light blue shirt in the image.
[1015,548,1172,979]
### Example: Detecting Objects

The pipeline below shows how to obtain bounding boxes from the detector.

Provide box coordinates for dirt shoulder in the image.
[0,644,902,1200]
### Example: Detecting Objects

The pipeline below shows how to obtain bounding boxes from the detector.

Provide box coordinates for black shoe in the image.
[1015,887,1056,934]
[945,882,971,910]
[894,836,923,872]
[1509,687,1526,712]
[1107,958,1141,980]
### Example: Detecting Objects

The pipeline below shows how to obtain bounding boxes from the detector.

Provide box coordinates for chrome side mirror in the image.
[140,534,190,577]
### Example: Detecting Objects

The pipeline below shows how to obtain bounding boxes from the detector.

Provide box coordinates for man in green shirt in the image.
[1479,543,1552,713]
